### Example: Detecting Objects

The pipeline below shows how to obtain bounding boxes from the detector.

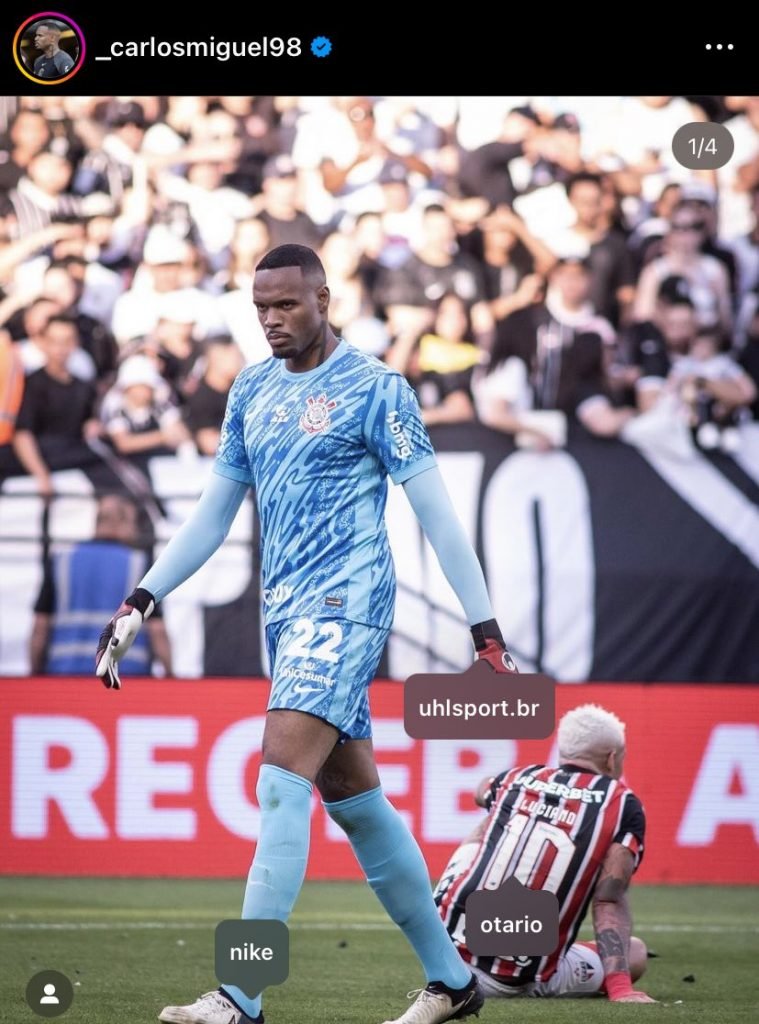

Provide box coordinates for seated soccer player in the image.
[434,704,655,1002]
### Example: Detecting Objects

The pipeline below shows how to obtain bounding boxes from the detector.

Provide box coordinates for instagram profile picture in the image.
[13,13,85,84]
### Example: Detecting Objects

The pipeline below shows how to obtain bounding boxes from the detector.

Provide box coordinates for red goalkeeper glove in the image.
[95,587,155,690]
[470,619,519,674]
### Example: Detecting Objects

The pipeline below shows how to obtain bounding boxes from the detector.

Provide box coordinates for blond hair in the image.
[557,703,625,761]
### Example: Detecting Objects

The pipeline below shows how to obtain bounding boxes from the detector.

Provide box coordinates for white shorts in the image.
[472,942,604,998]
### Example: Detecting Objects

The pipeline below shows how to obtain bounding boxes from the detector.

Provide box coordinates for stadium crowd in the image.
[1,95,758,497]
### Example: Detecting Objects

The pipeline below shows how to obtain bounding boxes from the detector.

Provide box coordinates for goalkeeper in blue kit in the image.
[96,244,517,1024]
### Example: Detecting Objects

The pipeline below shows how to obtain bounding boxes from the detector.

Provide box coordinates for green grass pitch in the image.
[1,880,758,1023]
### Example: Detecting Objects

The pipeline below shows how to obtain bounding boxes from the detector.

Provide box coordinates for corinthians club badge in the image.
[300,394,337,434]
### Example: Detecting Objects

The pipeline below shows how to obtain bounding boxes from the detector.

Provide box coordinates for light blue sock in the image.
[324,786,471,989]
[222,764,312,1020]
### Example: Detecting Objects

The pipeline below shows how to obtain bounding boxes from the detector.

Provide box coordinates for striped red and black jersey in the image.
[437,762,645,984]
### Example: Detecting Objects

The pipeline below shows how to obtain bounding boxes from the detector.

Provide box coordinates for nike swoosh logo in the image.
[293,683,322,693]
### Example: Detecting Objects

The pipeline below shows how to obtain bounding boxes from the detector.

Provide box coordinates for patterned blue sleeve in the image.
[362,371,437,484]
[214,370,251,483]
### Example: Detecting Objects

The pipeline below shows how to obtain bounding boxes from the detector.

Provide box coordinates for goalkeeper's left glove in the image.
[95,587,155,690]
[471,618,519,674]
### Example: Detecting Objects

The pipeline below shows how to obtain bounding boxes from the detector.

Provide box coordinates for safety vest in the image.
[47,542,151,675]
[0,339,24,445]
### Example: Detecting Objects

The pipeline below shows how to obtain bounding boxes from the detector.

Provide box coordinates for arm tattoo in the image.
[593,845,635,975]
[594,871,627,903]
[596,928,629,974]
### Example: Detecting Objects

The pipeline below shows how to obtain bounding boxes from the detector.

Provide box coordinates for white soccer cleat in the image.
[158,989,262,1024]
[380,977,483,1024]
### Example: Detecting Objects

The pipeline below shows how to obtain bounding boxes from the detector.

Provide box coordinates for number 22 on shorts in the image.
[285,618,343,663]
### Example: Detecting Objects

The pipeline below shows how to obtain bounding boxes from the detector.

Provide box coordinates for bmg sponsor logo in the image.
[387,410,413,459]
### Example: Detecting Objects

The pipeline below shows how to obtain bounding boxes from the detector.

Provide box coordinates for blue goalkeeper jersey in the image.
[214,340,436,629]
